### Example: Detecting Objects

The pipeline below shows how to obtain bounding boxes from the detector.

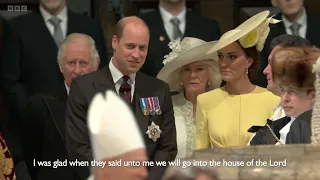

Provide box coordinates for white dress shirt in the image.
[64,82,70,95]
[282,8,307,38]
[39,6,68,39]
[269,104,286,121]
[109,60,136,101]
[276,117,296,145]
[159,5,186,41]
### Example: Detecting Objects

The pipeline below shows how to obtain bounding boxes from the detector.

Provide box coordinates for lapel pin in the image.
[159,36,165,42]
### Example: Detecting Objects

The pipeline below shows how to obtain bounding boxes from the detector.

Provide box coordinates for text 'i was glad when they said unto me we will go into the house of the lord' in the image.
[34,158,288,169]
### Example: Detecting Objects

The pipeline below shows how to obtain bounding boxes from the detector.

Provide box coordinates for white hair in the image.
[57,33,100,66]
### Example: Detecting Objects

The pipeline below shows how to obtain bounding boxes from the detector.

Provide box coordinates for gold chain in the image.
[265,124,284,145]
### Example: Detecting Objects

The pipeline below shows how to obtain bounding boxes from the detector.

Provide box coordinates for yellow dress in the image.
[195,86,280,148]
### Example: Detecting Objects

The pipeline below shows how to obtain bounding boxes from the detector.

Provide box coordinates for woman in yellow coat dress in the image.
[195,11,281,148]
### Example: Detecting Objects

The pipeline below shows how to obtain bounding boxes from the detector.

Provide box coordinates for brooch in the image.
[146,122,162,142]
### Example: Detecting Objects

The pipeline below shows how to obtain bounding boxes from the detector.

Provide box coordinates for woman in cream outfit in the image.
[195,11,281,148]
[157,37,222,159]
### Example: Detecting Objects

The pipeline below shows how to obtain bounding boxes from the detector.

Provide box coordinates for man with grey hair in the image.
[21,33,100,180]
[1,1,106,179]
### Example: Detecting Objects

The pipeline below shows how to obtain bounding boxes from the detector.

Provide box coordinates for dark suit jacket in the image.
[286,110,312,144]
[22,85,78,180]
[139,9,220,77]
[256,12,320,87]
[249,116,290,145]
[65,67,177,180]
[0,8,107,119]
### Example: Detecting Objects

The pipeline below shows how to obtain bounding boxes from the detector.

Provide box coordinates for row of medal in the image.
[139,97,162,116]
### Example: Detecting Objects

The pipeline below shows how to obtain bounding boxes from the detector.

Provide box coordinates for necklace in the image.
[265,124,284,145]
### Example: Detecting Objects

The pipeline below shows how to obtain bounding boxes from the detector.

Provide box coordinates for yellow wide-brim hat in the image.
[157,37,222,92]
[206,10,280,55]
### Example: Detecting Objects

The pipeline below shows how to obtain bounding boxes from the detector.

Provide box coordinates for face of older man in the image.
[263,45,282,96]
[59,42,99,87]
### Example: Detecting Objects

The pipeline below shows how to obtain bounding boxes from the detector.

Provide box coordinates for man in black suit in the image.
[139,0,220,77]
[286,110,312,144]
[256,0,320,87]
[0,0,106,178]
[22,33,100,180]
[65,16,177,180]
[1,0,106,118]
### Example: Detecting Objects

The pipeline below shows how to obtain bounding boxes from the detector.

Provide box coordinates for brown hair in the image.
[271,47,320,92]
[238,42,260,82]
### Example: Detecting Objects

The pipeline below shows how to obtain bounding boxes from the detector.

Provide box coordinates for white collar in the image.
[64,82,70,95]
[282,8,307,28]
[109,58,136,85]
[39,5,68,23]
[158,5,186,25]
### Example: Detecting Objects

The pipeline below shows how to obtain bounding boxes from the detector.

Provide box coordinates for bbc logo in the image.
[7,5,28,12]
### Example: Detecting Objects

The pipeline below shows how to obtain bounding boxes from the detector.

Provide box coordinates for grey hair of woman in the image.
[163,165,219,180]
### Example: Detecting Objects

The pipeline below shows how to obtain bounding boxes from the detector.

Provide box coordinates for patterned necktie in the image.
[170,17,182,40]
[290,23,301,36]
[119,75,131,103]
[49,16,63,46]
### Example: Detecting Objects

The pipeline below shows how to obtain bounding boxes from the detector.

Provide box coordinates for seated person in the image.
[157,37,221,158]
[249,47,320,145]
[0,132,16,180]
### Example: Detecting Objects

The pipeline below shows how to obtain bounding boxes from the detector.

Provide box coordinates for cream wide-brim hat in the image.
[206,10,270,55]
[157,37,222,92]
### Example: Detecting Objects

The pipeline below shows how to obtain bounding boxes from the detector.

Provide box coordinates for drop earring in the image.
[246,67,249,74]
[207,81,211,86]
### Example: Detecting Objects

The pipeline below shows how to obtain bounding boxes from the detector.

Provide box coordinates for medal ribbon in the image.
[147,97,153,110]
[140,98,147,110]
[143,98,149,110]
[153,97,160,110]
[151,97,155,111]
